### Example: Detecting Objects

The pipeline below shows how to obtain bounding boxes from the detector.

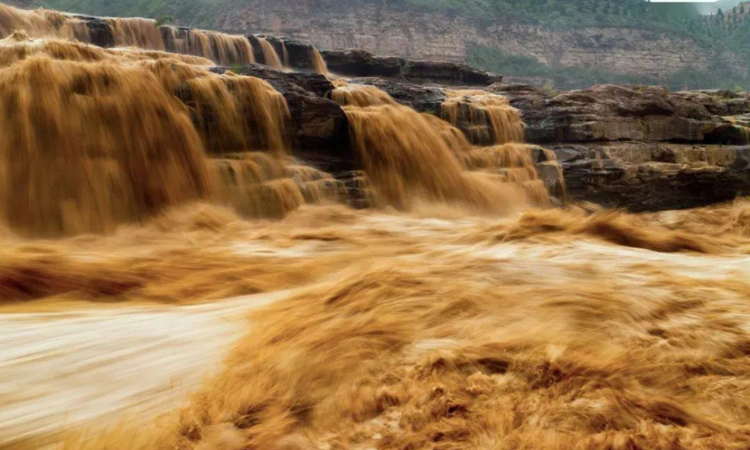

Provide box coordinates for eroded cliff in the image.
[216,0,746,81]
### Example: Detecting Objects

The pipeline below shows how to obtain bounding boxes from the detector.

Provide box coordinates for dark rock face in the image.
[673,90,750,116]
[266,36,320,72]
[323,49,403,78]
[211,65,353,163]
[249,35,328,73]
[554,142,750,211]
[403,60,497,86]
[246,35,267,64]
[482,83,750,210]
[322,49,501,86]
[75,15,115,48]
[493,84,737,144]
[350,77,446,112]
[264,36,286,65]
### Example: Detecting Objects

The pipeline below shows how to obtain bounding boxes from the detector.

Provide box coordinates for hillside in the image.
[15,0,750,89]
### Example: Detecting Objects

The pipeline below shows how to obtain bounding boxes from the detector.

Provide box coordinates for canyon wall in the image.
[216,0,745,79]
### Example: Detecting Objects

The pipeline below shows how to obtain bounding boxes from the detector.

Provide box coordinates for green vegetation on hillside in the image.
[419,0,750,90]
[469,45,750,91]
[403,0,744,28]
[404,0,750,49]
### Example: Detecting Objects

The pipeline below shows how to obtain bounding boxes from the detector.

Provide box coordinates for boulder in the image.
[527,145,568,200]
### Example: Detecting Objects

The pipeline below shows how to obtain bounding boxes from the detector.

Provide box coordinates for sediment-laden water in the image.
[0,5,749,449]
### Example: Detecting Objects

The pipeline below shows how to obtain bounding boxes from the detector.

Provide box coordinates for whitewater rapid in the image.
[0,292,286,449]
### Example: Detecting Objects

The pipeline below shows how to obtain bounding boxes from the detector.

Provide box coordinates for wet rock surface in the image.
[322,49,501,85]
[265,36,319,72]
[481,84,750,210]
[212,65,352,163]
[247,72,750,211]
[76,15,115,48]
[492,84,750,144]
[552,142,750,211]
[349,77,447,112]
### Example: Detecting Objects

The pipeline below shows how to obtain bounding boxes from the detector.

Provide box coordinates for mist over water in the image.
[0,2,749,450]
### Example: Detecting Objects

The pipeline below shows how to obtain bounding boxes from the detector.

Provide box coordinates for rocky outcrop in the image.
[74,14,115,48]
[477,83,750,210]
[265,36,320,72]
[348,77,446,112]
[286,74,748,211]
[491,84,750,145]
[216,0,747,81]
[245,35,267,64]
[674,90,750,116]
[322,49,500,85]
[554,142,750,211]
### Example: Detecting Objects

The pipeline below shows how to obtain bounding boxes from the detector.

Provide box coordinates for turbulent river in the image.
[0,3,749,449]
[2,203,750,449]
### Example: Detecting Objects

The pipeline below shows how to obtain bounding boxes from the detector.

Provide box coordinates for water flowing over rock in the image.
[0,34,339,236]
[212,64,351,159]
[1,2,750,214]
[255,36,283,70]
[0,6,562,237]
[330,80,559,211]
[442,90,526,146]
[265,36,328,75]
[161,26,255,66]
